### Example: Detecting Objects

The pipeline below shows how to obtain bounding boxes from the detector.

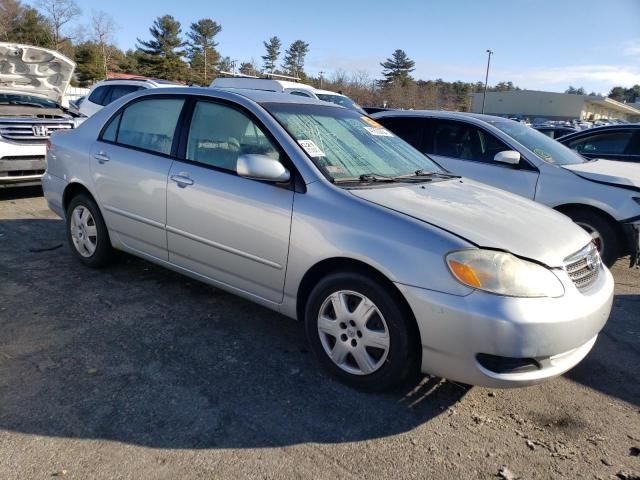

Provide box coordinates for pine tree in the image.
[281,40,309,78]
[380,49,415,86]
[136,14,187,81]
[186,18,221,85]
[239,61,258,76]
[261,36,281,73]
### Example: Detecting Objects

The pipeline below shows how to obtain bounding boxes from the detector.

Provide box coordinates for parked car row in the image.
[42,87,623,392]
[3,42,636,393]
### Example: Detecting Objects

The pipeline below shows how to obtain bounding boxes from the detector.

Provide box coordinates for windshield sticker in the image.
[364,126,394,137]
[298,139,325,157]
[326,165,345,174]
[533,148,553,162]
[361,116,384,128]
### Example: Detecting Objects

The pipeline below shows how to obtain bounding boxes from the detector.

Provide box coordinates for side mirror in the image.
[494,150,521,165]
[237,154,291,182]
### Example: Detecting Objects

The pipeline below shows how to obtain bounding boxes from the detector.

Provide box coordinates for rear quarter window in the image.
[88,86,110,106]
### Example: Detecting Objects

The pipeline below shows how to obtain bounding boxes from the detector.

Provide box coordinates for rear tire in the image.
[66,193,113,268]
[304,271,420,392]
[566,209,620,267]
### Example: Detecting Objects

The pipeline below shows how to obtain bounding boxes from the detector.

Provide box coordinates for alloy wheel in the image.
[317,290,390,376]
[70,205,98,258]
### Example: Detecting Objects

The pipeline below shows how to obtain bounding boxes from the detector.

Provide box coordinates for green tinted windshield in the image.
[489,120,586,166]
[266,103,443,180]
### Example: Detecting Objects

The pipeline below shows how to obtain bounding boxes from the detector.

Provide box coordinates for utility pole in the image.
[319,71,324,89]
[482,49,493,114]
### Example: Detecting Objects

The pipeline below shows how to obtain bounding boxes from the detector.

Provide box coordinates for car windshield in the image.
[315,93,366,113]
[0,93,58,108]
[490,120,587,165]
[265,103,444,180]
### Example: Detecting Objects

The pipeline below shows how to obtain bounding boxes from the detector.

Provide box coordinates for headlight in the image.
[446,249,564,298]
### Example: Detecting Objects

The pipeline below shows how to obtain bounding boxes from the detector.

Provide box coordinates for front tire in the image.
[304,271,420,392]
[566,209,620,267]
[66,193,113,268]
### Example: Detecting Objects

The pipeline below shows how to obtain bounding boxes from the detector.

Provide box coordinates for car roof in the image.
[128,86,342,108]
[372,109,507,123]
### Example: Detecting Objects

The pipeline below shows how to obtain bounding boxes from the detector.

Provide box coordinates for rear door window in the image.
[376,117,423,150]
[102,97,185,156]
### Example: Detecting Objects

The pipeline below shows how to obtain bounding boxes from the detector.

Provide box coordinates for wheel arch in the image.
[295,257,418,329]
[62,182,97,213]
[554,203,625,250]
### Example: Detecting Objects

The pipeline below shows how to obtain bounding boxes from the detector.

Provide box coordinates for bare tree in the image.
[91,10,117,78]
[37,0,81,50]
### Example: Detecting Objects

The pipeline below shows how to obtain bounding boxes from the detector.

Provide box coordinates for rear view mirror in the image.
[237,154,291,182]
[494,150,521,165]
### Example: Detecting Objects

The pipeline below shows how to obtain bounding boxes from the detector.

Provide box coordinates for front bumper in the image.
[396,264,614,388]
[0,142,46,187]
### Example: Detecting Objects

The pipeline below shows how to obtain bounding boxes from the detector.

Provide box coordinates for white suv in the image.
[211,76,366,114]
[0,43,80,188]
[80,78,185,117]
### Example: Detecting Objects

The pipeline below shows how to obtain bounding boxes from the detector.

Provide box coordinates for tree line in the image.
[1,0,637,111]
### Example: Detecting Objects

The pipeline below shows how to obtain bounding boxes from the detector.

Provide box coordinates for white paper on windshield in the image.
[364,126,394,137]
[298,139,325,157]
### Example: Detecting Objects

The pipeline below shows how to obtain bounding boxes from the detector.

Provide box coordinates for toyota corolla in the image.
[42,88,613,391]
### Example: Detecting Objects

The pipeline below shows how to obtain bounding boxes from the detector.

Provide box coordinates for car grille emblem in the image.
[32,125,49,137]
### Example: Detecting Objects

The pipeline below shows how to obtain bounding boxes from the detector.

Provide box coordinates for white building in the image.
[471,90,640,122]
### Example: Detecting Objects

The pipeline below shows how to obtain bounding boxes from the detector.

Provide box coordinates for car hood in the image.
[562,160,640,189]
[0,43,75,105]
[350,179,591,268]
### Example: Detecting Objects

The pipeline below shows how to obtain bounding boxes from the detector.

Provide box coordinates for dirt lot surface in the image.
[0,187,638,480]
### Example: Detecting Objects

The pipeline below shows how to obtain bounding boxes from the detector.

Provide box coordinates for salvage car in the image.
[0,43,80,187]
[43,88,613,391]
[558,124,640,163]
[374,111,640,267]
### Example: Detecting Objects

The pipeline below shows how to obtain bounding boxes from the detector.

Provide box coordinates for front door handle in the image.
[170,174,194,187]
[94,152,110,164]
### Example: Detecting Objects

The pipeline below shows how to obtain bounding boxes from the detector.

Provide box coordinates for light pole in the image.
[481,49,493,114]
[319,70,324,89]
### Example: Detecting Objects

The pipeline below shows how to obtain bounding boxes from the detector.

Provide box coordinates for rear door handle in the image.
[94,152,110,164]
[170,174,194,187]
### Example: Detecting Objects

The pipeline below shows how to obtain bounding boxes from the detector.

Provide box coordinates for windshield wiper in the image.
[394,169,461,179]
[358,173,398,182]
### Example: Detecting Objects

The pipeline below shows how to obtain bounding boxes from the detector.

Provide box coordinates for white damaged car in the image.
[0,42,79,187]
[374,111,640,267]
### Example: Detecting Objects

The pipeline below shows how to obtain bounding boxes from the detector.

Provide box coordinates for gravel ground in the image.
[0,187,638,480]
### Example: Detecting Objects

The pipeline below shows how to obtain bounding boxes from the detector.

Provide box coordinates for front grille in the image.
[0,169,45,177]
[564,244,601,290]
[0,122,73,143]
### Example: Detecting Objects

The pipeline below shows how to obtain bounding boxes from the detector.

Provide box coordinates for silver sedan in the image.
[42,87,613,391]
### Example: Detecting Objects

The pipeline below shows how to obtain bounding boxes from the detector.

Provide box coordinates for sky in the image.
[28,0,640,94]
